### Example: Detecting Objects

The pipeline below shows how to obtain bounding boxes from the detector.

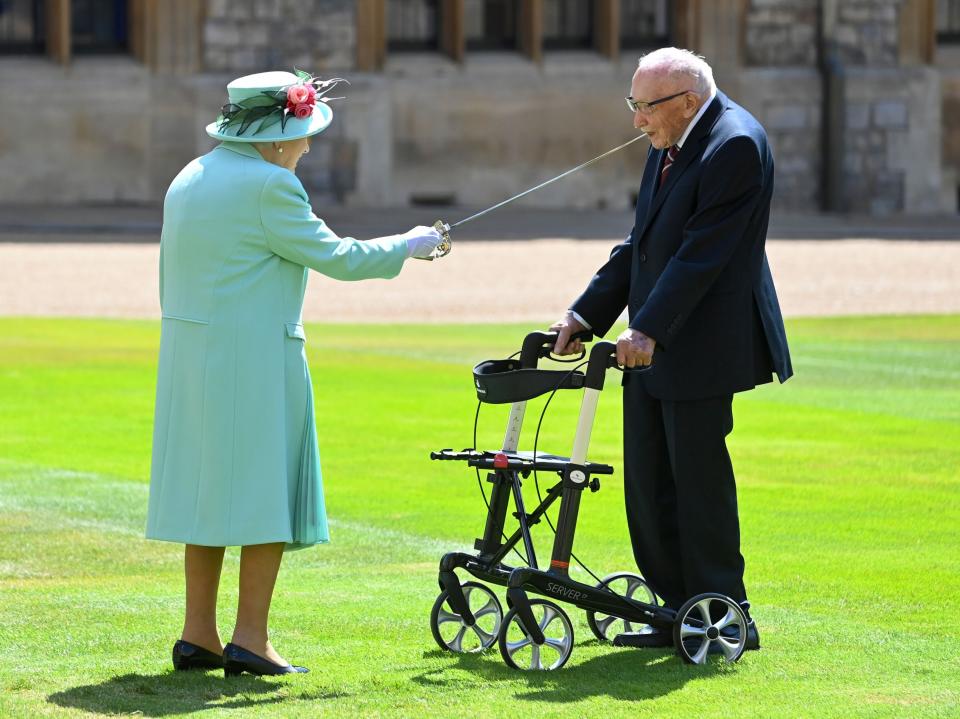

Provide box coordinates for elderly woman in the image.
[145,71,443,677]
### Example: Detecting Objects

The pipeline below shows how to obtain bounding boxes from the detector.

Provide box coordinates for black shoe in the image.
[172,640,223,671]
[223,642,309,677]
[613,627,673,648]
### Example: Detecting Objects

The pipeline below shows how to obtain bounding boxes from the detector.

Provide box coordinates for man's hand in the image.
[551,312,587,355]
[616,328,656,368]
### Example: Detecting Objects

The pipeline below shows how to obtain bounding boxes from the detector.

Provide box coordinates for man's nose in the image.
[633,110,644,129]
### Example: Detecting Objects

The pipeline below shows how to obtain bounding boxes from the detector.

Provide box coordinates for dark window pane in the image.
[388,0,439,51]
[72,0,127,54]
[0,0,44,54]
[620,0,668,49]
[938,0,960,41]
[466,0,517,50]
[544,0,592,50]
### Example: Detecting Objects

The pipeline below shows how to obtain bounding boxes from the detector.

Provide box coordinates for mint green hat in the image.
[206,70,344,143]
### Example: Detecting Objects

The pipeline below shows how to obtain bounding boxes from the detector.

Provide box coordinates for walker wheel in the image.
[586,571,657,641]
[498,599,574,671]
[429,581,502,653]
[673,593,748,665]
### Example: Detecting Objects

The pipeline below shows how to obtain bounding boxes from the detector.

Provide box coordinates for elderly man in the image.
[553,48,792,649]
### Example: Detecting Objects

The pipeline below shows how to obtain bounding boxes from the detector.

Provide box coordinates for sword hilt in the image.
[431,219,452,259]
[411,220,452,261]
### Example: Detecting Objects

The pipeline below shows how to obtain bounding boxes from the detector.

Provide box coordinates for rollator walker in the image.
[429,331,751,669]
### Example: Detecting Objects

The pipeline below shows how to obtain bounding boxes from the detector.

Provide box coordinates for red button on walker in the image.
[493,452,510,469]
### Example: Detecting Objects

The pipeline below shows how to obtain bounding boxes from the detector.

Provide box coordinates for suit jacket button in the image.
[639,253,647,262]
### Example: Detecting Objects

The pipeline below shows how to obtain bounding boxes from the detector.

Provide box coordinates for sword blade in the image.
[450,133,648,229]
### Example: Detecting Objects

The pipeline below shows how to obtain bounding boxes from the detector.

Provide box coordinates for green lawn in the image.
[0,316,958,718]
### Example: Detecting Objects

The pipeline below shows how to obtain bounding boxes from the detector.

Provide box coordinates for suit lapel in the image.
[635,93,728,242]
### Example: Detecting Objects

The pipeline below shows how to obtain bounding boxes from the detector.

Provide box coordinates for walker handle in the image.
[519,330,594,368]
[585,341,617,390]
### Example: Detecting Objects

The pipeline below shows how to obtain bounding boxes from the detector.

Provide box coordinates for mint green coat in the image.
[146,142,408,550]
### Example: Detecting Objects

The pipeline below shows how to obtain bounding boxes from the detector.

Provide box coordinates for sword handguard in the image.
[411,220,452,261]
[432,220,452,259]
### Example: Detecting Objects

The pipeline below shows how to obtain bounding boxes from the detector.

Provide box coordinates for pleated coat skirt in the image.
[146,141,408,550]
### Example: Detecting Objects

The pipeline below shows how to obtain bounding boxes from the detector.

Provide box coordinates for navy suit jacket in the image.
[572,91,792,401]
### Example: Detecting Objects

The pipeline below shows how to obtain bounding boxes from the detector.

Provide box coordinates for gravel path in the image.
[3,239,959,321]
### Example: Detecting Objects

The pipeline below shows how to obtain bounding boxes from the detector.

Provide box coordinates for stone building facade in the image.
[0,0,956,215]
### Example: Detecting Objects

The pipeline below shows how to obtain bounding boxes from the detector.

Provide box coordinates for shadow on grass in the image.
[47,671,347,716]
[416,646,734,702]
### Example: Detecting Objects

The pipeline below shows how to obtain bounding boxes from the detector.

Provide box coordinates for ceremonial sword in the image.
[420,133,648,260]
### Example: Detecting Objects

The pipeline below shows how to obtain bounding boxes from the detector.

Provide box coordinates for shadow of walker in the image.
[47,671,347,716]
[415,643,735,703]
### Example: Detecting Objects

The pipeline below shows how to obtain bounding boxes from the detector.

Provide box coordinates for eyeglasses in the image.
[625,90,691,114]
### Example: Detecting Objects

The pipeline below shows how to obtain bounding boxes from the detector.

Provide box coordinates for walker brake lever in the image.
[413,220,453,261]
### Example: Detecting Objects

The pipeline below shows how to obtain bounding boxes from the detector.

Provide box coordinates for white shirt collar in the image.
[675,88,717,149]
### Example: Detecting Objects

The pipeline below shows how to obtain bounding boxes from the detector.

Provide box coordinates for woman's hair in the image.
[638,47,716,99]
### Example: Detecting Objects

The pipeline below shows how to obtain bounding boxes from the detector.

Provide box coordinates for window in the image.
[543,0,592,50]
[72,0,127,53]
[466,0,518,51]
[0,0,44,54]
[938,0,960,42]
[359,0,673,68]
[387,0,440,51]
[620,0,668,49]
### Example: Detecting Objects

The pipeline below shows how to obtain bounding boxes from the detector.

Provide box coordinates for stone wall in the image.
[0,0,953,215]
[0,58,157,203]
[380,53,645,210]
[938,43,960,212]
[841,66,941,213]
[724,68,822,212]
[833,0,901,66]
[740,1,821,210]
[821,0,942,213]
[203,0,356,73]
[744,0,818,66]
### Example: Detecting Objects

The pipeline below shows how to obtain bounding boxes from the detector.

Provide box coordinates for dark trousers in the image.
[622,377,747,611]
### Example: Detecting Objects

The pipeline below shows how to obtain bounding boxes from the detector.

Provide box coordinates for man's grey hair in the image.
[638,47,716,98]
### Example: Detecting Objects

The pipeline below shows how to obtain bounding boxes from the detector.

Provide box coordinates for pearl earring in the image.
[278,147,283,154]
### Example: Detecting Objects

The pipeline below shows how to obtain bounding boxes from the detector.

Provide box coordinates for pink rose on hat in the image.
[286,83,311,106]
[286,83,317,120]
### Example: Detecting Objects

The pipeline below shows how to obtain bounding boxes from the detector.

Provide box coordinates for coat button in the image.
[639,253,647,262]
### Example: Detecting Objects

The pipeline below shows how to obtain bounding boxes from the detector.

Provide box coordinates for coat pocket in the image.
[285,322,306,341]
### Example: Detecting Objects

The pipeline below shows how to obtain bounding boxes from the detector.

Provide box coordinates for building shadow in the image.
[47,671,348,716]
[415,643,735,703]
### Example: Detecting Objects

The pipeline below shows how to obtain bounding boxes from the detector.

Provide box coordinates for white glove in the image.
[402,225,443,259]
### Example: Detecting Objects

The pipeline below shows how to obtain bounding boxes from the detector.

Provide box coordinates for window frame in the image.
[937,0,960,44]
[357,0,678,68]
[619,0,669,51]
[0,0,46,55]
[386,0,442,52]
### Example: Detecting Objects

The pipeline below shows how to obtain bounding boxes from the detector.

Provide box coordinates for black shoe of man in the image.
[612,627,673,649]
[615,620,760,653]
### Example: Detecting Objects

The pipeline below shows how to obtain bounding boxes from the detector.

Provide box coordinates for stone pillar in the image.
[822,0,942,213]
[594,0,620,59]
[680,0,742,80]
[45,0,70,64]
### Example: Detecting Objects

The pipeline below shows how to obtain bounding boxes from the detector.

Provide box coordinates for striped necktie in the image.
[659,144,679,189]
